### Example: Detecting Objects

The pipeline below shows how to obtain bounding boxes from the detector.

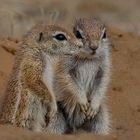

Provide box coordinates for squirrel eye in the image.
[53,34,67,41]
[102,32,107,39]
[73,28,83,39]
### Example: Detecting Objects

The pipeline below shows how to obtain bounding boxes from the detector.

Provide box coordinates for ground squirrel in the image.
[57,18,111,134]
[0,24,83,132]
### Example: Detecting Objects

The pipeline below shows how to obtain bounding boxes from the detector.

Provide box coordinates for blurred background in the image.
[0,0,140,38]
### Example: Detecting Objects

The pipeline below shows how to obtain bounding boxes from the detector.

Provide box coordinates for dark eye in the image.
[73,28,83,39]
[53,34,67,41]
[102,32,107,39]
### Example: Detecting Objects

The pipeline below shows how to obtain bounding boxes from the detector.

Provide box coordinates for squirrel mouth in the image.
[90,50,96,55]
[64,53,73,56]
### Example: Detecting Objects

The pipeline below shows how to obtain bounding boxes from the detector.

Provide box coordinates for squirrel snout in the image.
[90,45,98,51]
[80,45,97,56]
[89,40,99,50]
[88,43,98,54]
[89,47,97,55]
[89,45,98,54]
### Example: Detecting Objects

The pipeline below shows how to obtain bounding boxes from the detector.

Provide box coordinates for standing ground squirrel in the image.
[58,18,111,134]
[0,24,83,132]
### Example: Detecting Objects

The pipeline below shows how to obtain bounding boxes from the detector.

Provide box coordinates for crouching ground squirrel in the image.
[57,18,111,134]
[0,24,84,132]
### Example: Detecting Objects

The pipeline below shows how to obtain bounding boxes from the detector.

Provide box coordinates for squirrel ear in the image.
[38,32,44,42]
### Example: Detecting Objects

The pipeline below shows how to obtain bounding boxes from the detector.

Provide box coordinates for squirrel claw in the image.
[86,106,97,119]
[48,109,56,119]
[80,103,88,114]
[47,101,57,119]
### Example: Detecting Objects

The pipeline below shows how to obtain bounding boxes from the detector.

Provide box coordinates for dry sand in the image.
[0,27,140,140]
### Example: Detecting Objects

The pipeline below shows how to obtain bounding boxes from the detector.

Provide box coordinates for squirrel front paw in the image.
[61,95,88,118]
[85,101,100,119]
[47,100,57,119]
[86,105,97,119]
[75,95,89,115]
[79,101,89,114]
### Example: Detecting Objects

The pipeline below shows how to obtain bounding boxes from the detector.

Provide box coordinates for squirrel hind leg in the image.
[44,111,67,134]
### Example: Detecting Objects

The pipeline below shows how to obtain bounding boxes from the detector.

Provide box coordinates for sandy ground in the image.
[0,27,140,140]
[0,0,140,139]
[0,125,118,140]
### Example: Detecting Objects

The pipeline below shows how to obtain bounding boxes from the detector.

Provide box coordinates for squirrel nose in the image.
[89,45,98,55]
[89,40,98,50]
[90,45,98,50]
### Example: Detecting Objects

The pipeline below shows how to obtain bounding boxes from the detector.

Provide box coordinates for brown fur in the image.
[56,18,110,134]
[0,24,83,132]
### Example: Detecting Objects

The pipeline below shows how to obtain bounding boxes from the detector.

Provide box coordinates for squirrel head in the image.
[25,24,83,57]
[73,17,110,59]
